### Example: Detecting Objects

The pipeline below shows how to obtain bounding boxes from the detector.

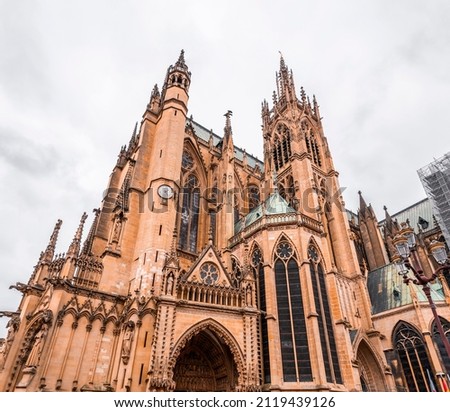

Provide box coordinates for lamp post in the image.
[392,224,450,370]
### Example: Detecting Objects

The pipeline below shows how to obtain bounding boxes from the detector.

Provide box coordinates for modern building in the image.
[0,52,449,392]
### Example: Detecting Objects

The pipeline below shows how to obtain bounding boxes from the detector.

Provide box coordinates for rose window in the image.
[307,245,319,262]
[276,241,293,259]
[200,263,219,285]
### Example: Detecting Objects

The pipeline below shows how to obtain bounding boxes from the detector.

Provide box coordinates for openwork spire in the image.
[67,212,88,257]
[43,219,63,263]
[276,52,296,103]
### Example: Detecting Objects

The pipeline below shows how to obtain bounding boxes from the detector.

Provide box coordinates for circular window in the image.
[200,263,219,285]
[276,241,293,259]
[307,245,319,262]
[251,248,262,267]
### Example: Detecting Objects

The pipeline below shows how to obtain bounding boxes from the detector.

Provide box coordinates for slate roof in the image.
[367,262,445,314]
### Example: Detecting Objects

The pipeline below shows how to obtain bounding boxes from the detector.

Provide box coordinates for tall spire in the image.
[383,205,399,235]
[276,52,296,103]
[358,191,368,218]
[67,212,88,257]
[175,49,187,69]
[127,121,139,154]
[161,49,191,102]
[82,208,100,256]
[43,219,63,263]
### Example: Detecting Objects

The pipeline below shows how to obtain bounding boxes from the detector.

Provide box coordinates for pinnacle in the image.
[177,49,185,65]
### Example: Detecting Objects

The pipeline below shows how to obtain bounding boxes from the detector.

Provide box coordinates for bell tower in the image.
[129,50,192,295]
[261,54,361,277]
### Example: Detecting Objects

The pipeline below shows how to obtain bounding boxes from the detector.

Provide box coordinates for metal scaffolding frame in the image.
[418,152,450,245]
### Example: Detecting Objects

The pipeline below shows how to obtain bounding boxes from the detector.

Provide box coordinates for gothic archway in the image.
[173,329,237,391]
[169,320,244,392]
[355,339,387,391]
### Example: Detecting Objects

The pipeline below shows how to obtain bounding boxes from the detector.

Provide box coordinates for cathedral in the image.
[0,51,449,392]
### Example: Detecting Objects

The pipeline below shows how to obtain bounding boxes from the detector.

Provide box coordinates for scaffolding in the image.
[417,152,450,245]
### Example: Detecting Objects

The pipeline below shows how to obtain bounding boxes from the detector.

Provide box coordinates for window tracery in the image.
[273,238,312,382]
[200,263,219,286]
[308,243,342,384]
[179,173,200,253]
[251,246,271,384]
[272,123,292,171]
[394,322,436,391]
[248,185,260,211]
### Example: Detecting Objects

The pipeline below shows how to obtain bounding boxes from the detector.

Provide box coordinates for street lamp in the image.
[392,223,450,372]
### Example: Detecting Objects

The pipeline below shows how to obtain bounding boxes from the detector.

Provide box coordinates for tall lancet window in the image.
[248,184,260,211]
[179,173,200,253]
[305,128,322,167]
[272,123,292,171]
[394,322,436,392]
[252,246,271,384]
[308,244,342,384]
[274,238,312,382]
[431,317,450,375]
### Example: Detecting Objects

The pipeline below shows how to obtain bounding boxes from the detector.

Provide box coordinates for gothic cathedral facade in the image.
[1,51,446,392]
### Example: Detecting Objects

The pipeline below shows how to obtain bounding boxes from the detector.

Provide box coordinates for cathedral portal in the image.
[173,329,238,392]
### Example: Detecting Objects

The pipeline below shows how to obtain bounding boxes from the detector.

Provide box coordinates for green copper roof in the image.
[234,192,296,234]
[367,262,445,314]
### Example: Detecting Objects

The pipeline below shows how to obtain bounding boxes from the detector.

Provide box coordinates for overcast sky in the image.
[1,0,450,336]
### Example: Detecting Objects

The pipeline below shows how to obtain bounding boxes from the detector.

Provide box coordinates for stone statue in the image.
[25,323,49,368]
[121,321,135,364]
[166,275,174,295]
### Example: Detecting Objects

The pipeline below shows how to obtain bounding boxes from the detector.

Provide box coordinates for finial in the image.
[82,208,100,256]
[279,51,286,71]
[224,110,233,139]
[43,219,63,263]
[169,227,178,257]
[67,212,88,257]
[272,91,277,104]
[151,83,160,98]
[300,86,307,103]
[177,49,185,65]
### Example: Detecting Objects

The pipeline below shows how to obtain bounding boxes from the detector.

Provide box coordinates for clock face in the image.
[158,184,174,199]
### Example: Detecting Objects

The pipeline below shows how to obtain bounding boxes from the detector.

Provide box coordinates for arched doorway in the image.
[356,340,387,391]
[173,329,238,391]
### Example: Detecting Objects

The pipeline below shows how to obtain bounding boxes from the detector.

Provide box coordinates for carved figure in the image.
[25,323,49,368]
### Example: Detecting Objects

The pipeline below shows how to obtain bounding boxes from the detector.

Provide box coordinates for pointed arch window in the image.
[208,184,219,245]
[272,123,292,171]
[231,256,242,287]
[182,150,194,171]
[431,317,450,374]
[252,246,271,384]
[308,244,342,384]
[248,185,260,211]
[274,239,312,382]
[305,130,321,167]
[179,174,200,253]
[394,322,436,391]
[234,194,240,225]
